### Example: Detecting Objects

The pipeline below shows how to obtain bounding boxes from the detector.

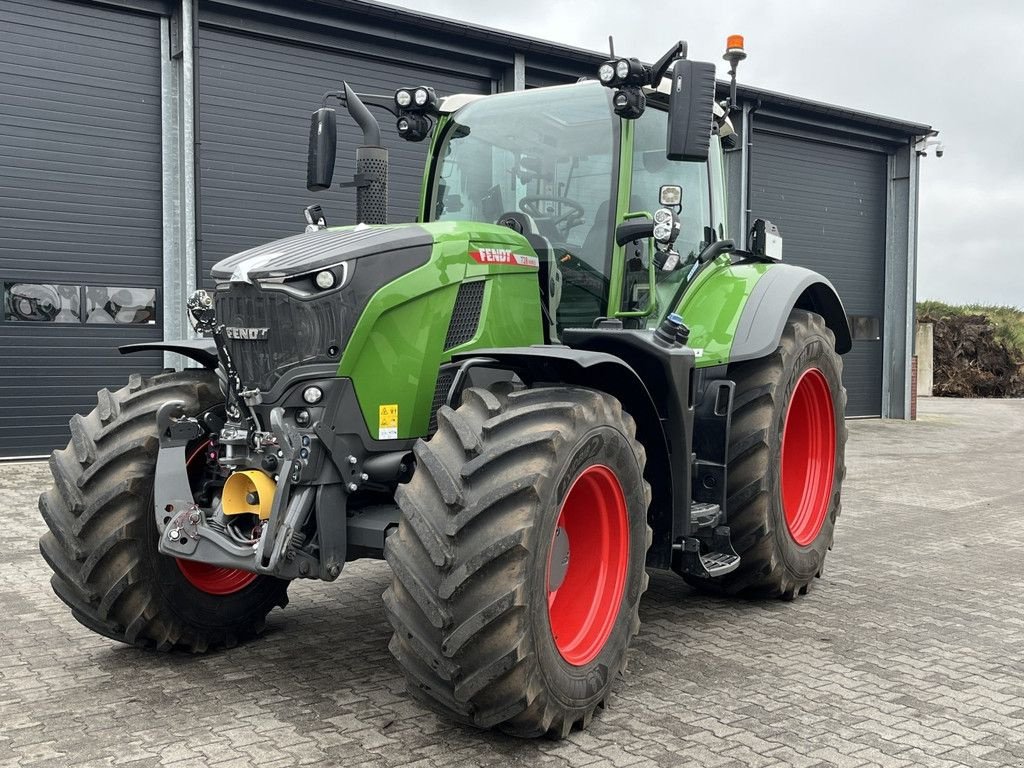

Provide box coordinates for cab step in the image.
[690,502,722,531]
[672,525,741,579]
[698,551,740,577]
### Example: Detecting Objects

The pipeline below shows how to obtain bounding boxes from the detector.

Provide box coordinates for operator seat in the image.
[496,212,562,343]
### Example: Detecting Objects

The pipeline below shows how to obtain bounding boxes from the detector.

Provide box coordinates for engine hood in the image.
[210,224,433,283]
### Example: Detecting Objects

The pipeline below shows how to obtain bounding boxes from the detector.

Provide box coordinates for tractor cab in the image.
[425,80,727,335]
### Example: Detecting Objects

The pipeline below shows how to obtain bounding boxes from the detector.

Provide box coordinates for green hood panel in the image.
[337,222,544,439]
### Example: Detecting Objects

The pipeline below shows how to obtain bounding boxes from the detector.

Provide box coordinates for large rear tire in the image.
[686,309,847,598]
[38,370,289,652]
[385,386,651,738]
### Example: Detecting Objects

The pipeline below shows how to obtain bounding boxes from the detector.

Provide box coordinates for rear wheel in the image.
[686,309,847,598]
[385,386,651,738]
[38,370,288,651]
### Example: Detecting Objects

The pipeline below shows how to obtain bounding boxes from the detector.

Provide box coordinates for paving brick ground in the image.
[2,397,1023,767]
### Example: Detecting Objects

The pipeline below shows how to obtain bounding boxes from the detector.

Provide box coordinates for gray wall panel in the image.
[749,128,887,416]
[0,0,163,457]
[197,27,492,280]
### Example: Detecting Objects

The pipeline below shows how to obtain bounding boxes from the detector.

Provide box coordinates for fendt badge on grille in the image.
[224,327,270,340]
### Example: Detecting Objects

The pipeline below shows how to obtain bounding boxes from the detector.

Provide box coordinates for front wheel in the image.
[384,386,652,738]
[38,370,289,652]
[686,309,847,598]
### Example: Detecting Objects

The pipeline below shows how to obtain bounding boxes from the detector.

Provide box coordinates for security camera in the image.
[915,137,944,158]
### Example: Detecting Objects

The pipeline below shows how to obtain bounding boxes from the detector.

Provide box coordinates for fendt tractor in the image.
[40,37,849,737]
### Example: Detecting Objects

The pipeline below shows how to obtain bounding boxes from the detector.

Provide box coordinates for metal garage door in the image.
[0,0,163,458]
[749,129,887,417]
[197,27,493,280]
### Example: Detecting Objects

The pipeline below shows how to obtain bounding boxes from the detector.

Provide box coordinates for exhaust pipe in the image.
[344,83,389,225]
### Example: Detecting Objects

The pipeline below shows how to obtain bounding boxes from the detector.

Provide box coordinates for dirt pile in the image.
[920,313,1024,397]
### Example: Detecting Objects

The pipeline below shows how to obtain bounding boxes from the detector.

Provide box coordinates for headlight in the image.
[314,270,335,290]
[302,386,324,405]
[598,63,615,83]
[395,89,412,108]
[653,208,673,225]
[615,59,630,80]
[413,87,429,106]
[653,222,672,241]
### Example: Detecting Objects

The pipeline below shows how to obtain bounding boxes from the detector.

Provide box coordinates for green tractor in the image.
[39,38,848,738]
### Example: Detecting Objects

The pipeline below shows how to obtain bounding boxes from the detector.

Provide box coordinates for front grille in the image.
[216,284,342,392]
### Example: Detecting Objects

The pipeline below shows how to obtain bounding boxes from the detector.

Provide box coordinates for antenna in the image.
[608,35,615,57]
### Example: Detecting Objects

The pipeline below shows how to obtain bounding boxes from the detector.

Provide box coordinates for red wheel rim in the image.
[546,464,629,666]
[780,368,836,546]
[174,439,258,595]
[175,560,258,595]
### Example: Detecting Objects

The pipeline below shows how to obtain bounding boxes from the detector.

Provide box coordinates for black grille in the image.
[216,284,342,392]
[444,281,485,351]
[428,369,456,435]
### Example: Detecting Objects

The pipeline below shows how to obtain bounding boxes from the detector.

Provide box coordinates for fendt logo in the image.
[225,326,270,340]
[469,249,539,268]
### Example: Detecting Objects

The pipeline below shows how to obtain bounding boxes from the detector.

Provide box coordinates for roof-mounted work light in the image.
[393,86,439,142]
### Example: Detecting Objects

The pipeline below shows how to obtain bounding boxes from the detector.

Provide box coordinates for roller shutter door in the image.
[198,28,493,280]
[0,0,163,458]
[749,130,887,417]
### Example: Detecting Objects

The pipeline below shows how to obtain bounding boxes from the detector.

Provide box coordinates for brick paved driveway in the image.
[2,397,1023,767]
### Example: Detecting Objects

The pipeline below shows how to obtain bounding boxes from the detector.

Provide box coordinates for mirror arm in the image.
[650,41,687,84]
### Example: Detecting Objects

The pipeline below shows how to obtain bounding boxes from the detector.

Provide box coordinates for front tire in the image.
[686,309,847,598]
[384,386,652,738]
[38,370,288,652]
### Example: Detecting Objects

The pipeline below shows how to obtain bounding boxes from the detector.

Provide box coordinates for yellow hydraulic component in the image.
[221,470,276,520]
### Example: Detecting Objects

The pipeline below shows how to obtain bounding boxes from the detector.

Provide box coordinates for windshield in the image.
[431,83,617,327]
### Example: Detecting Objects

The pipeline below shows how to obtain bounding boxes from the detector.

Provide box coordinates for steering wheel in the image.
[518,195,585,235]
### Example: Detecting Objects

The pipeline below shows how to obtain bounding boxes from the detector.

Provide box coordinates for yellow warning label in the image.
[378,404,398,440]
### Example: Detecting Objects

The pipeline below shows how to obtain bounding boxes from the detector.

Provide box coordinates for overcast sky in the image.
[388,0,1022,308]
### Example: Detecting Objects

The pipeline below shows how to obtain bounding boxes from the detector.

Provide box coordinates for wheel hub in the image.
[546,465,629,666]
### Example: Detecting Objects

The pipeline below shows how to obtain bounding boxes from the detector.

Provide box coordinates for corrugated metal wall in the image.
[196,26,493,281]
[749,128,887,416]
[0,0,163,458]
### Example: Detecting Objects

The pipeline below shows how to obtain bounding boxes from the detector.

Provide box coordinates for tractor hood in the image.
[210,224,433,284]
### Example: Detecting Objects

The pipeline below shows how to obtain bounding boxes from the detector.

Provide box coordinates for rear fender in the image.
[680,260,851,367]
[730,264,852,362]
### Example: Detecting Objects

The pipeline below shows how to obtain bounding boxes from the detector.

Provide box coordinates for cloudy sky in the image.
[389,0,1022,308]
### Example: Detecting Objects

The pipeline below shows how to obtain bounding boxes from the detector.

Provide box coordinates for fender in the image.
[730,263,852,362]
[452,344,687,571]
[680,260,852,367]
[119,339,219,369]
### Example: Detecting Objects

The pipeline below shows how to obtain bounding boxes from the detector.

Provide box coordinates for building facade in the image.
[0,0,933,458]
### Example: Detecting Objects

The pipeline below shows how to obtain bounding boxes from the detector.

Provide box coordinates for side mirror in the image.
[750,218,783,261]
[306,107,337,191]
[666,59,717,162]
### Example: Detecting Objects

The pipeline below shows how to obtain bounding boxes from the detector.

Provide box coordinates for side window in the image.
[630,108,711,262]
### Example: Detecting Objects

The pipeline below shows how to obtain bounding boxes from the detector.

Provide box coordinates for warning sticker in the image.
[470,249,539,268]
[378,404,398,440]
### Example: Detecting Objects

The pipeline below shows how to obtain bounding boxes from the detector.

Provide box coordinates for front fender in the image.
[119,339,218,369]
[451,345,682,571]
